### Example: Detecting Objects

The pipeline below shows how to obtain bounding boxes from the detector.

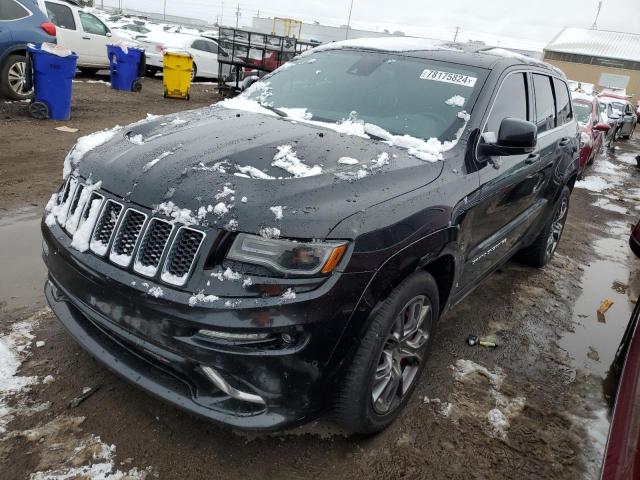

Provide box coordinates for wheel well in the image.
[1,49,26,68]
[422,255,455,310]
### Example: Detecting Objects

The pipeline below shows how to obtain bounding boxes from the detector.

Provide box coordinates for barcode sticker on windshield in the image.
[419,69,477,87]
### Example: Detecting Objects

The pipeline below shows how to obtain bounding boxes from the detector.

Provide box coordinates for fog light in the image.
[281,333,294,344]
[198,329,272,342]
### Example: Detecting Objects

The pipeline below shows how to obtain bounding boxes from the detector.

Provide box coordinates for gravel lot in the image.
[1,76,639,480]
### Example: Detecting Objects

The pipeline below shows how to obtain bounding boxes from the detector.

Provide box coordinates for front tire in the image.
[1,54,32,100]
[79,67,99,76]
[518,186,570,268]
[335,271,439,434]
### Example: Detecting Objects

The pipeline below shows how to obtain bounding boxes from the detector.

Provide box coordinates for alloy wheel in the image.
[8,60,30,95]
[371,295,432,415]
[545,197,568,259]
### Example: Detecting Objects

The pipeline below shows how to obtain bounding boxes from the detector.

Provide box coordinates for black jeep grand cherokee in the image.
[42,38,578,434]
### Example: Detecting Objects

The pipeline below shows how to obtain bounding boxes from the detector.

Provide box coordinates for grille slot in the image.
[134,219,173,277]
[64,184,85,233]
[109,209,147,267]
[161,227,204,286]
[57,177,78,226]
[90,200,123,256]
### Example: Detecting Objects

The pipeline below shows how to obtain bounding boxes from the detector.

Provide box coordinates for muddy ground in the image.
[1,76,639,480]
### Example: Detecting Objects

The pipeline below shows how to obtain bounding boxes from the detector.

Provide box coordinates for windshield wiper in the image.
[259,104,288,117]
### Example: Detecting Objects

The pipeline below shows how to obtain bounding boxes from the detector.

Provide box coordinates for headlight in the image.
[226,233,347,276]
[579,132,590,148]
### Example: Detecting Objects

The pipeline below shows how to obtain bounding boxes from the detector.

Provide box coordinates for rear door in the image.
[76,10,110,67]
[44,1,83,57]
[190,38,218,77]
[460,71,544,288]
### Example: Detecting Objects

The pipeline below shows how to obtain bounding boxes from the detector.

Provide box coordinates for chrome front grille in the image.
[90,200,123,256]
[134,219,173,277]
[51,178,205,288]
[161,227,205,286]
[109,209,147,267]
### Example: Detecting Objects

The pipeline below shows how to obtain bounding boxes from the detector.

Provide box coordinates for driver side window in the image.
[78,11,108,36]
[485,73,529,135]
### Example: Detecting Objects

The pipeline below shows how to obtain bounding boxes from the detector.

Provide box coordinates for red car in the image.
[601,219,640,479]
[572,92,610,177]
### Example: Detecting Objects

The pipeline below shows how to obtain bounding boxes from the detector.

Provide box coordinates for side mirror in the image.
[106,32,112,38]
[594,122,610,132]
[480,118,537,156]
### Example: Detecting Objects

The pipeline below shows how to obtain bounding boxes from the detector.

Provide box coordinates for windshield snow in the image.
[573,102,591,125]
[244,50,485,142]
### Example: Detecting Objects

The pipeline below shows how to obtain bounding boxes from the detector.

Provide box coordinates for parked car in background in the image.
[599,97,625,148]
[42,40,579,434]
[140,33,227,79]
[571,91,609,177]
[599,94,637,141]
[601,218,640,479]
[36,0,132,74]
[0,0,56,99]
[110,23,151,41]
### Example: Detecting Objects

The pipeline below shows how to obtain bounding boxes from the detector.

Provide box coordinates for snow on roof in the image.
[545,27,640,63]
[570,91,595,103]
[304,37,461,55]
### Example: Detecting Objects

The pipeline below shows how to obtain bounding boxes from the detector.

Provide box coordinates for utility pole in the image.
[220,1,224,27]
[453,26,460,42]
[163,0,167,21]
[235,3,241,29]
[345,0,355,40]
[591,0,603,29]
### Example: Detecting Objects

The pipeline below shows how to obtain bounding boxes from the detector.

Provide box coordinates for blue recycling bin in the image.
[107,44,144,92]
[27,44,78,121]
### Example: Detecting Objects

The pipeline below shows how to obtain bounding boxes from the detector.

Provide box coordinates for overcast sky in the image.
[100,0,640,50]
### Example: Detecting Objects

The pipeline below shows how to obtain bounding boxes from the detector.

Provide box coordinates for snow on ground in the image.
[617,152,639,166]
[0,310,50,433]
[338,157,359,165]
[575,176,609,193]
[235,165,276,180]
[63,127,122,179]
[592,197,628,215]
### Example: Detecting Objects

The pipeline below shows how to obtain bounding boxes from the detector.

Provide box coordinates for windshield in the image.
[244,50,485,142]
[573,102,591,125]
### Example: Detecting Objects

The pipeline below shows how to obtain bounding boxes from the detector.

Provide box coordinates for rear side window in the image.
[0,0,30,21]
[45,2,76,30]
[79,11,108,36]
[553,78,572,125]
[485,72,529,134]
[533,74,555,133]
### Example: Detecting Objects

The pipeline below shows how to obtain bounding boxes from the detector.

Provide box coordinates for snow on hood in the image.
[69,107,445,239]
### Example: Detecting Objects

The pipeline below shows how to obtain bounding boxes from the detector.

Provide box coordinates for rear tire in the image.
[191,63,197,81]
[517,186,570,268]
[335,271,439,434]
[1,54,32,100]
[144,67,158,78]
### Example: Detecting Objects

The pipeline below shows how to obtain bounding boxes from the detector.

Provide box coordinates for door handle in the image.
[558,137,572,147]
[525,154,540,165]
[82,36,91,40]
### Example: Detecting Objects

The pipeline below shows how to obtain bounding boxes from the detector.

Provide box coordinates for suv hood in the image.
[75,107,444,239]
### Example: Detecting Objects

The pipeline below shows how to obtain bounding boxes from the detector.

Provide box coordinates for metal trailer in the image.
[216,27,317,96]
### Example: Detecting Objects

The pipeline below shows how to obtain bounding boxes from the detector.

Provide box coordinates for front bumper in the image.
[42,221,372,430]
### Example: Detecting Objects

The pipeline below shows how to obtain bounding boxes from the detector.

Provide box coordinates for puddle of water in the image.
[559,223,636,377]
[0,208,47,313]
